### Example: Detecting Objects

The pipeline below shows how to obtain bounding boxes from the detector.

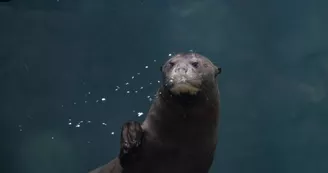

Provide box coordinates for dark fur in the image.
[88,53,221,173]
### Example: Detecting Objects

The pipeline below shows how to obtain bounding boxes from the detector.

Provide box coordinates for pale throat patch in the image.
[170,83,200,95]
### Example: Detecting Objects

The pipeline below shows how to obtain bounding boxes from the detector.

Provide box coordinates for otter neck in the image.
[143,86,219,144]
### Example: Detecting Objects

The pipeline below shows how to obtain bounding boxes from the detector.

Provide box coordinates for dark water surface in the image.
[1,0,328,173]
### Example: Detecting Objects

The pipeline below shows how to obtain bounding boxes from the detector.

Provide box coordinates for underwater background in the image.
[1,0,328,173]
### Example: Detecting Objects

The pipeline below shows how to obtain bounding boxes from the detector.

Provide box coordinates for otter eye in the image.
[191,62,199,68]
[169,62,175,67]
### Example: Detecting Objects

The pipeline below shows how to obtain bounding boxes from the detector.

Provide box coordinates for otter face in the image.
[161,53,221,95]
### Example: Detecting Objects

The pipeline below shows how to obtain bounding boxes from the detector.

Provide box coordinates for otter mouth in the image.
[170,83,200,95]
[166,76,201,95]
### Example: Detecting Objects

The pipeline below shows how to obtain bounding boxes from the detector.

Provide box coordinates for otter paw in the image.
[119,121,144,167]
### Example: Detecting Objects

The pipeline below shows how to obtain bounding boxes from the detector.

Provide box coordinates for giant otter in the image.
[89,52,222,173]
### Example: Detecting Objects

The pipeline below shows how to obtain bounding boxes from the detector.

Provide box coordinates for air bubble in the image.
[137,112,144,117]
[111,132,115,135]
[76,121,83,127]
[102,123,107,126]
[127,91,130,94]
[145,66,148,69]
[101,98,106,101]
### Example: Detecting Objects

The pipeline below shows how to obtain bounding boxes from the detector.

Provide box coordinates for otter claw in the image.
[119,121,144,167]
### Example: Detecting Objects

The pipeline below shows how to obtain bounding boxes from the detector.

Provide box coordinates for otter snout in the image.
[174,64,189,74]
[166,63,201,95]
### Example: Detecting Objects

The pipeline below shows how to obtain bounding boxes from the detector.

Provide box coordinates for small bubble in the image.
[125,82,129,85]
[68,122,72,125]
[147,96,150,98]
[135,91,138,93]
[75,121,83,127]
[137,112,144,117]
[87,141,91,143]
[137,73,141,75]
[85,101,88,103]
[133,110,136,112]
[19,129,23,132]
[157,80,160,83]
[127,91,130,94]
[61,105,64,107]
[111,132,115,135]
[140,87,144,89]
[168,53,172,56]
[18,125,22,128]
[102,123,107,126]
[149,82,152,85]
[149,98,153,101]
[101,98,106,101]
[51,137,54,140]
[88,92,91,95]
[154,60,157,62]
[87,121,91,123]
[73,102,76,105]
[132,76,135,79]
[145,66,148,69]
[96,100,99,103]
[115,89,119,91]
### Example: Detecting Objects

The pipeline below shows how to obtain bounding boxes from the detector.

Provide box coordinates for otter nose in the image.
[175,65,188,74]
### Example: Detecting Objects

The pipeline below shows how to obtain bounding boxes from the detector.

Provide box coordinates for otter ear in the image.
[215,66,221,77]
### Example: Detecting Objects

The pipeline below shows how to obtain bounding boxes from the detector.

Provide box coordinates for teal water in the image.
[0,0,327,173]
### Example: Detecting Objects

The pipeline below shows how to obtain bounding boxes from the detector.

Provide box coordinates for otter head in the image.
[160,53,221,96]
